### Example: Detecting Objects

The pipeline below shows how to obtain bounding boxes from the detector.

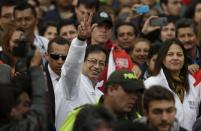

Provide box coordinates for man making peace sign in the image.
[54,13,107,130]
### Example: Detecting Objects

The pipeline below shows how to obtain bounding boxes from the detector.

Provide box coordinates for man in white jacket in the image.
[54,13,107,130]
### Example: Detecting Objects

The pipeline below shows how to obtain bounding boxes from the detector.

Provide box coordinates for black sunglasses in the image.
[50,54,67,61]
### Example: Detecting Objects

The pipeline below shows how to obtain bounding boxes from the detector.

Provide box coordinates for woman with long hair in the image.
[0,27,24,67]
[144,38,200,131]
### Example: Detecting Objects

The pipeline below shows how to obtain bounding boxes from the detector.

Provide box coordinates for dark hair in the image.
[59,19,78,34]
[114,22,138,39]
[176,18,197,36]
[77,0,99,10]
[0,82,30,123]
[104,83,119,94]
[14,1,37,18]
[148,42,162,59]
[84,44,107,61]
[143,85,175,111]
[159,14,177,25]
[0,0,16,16]
[0,83,15,123]
[40,21,58,36]
[153,38,190,93]
[2,27,25,56]
[184,0,201,21]
[160,0,168,5]
[114,121,151,131]
[73,105,115,131]
[47,36,70,53]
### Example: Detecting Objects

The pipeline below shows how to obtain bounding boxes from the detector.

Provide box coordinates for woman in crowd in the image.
[144,38,200,131]
[0,28,24,67]
[40,21,58,41]
[184,0,201,25]
[143,42,161,80]
[130,38,150,78]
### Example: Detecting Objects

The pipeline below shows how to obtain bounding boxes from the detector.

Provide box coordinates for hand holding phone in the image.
[150,17,168,26]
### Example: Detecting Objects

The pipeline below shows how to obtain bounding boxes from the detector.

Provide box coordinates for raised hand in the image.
[188,64,199,74]
[77,12,94,40]
[30,48,42,67]
[141,16,161,35]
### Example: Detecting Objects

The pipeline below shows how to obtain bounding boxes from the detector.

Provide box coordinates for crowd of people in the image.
[0,0,201,131]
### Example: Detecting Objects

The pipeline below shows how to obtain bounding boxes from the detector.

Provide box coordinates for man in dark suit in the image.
[44,36,70,131]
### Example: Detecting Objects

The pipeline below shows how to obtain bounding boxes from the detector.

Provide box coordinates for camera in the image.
[12,34,35,73]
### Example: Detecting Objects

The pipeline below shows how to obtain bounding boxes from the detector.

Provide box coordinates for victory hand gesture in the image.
[78,13,94,40]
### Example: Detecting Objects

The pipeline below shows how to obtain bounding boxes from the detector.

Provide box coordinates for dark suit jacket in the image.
[44,63,56,131]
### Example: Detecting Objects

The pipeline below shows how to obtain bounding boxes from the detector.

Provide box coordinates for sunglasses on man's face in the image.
[50,54,67,61]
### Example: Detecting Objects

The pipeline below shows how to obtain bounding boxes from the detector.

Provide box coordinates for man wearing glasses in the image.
[54,13,107,131]
[44,36,70,131]
[45,36,70,88]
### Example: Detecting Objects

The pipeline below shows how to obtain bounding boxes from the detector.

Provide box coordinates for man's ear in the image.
[107,85,117,96]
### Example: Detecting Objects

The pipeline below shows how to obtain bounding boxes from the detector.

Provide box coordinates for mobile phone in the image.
[135,5,150,14]
[150,17,168,26]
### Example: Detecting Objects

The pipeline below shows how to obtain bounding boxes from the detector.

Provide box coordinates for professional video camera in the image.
[12,33,36,73]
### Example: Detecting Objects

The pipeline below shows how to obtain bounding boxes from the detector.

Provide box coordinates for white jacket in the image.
[144,69,200,131]
[54,38,103,131]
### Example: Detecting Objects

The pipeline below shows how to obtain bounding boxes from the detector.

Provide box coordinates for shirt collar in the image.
[48,64,60,81]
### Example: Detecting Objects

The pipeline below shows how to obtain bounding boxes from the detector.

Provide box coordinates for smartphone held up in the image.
[149,17,168,26]
[133,5,150,14]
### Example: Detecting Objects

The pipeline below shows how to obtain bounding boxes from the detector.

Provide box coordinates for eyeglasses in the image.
[87,59,105,67]
[50,54,67,61]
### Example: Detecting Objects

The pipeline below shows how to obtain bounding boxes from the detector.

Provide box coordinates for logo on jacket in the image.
[116,58,128,68]
[188,100,198,109]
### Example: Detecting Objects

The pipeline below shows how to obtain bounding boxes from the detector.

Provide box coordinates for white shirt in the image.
[144,69,200,131]
[48,64,60,88]
[54,38,103,131]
